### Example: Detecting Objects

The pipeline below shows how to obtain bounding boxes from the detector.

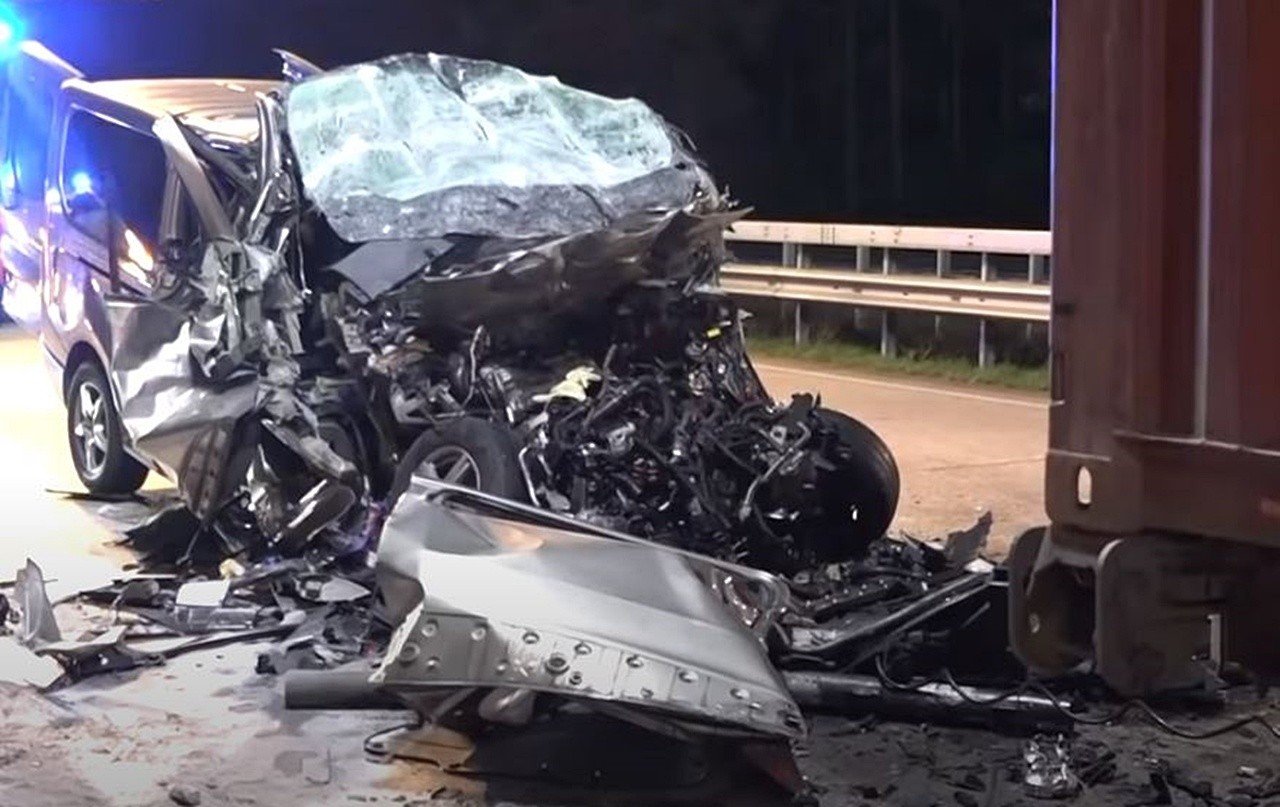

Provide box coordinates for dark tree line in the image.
[17,0,1050,227]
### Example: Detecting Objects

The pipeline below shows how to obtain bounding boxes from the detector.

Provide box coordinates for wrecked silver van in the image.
[4,46,899,574]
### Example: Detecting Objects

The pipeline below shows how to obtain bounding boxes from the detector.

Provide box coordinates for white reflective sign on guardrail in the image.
[725,220,1051,256]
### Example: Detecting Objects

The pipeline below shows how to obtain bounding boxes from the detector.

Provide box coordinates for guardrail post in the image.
[793,302,805,346]
[1028,254,1046,283]
[881,247,893,275]
[880,311,898,357]
[981,252,993,281]
[936,249,951,277]
[978,319,996,368]
[856,245,870,272]
[782,242,797,268]
[935,249,951,340]
[1022,255,1041,341]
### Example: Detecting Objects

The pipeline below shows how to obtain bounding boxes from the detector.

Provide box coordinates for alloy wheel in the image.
[415,445,482,488]
[72,381,109,479]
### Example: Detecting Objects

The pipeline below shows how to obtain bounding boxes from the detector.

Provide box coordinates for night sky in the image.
[15,0,1050,227]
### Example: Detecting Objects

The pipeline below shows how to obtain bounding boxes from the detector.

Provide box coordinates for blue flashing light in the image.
[70,171,94,197]
[0,3,24,58]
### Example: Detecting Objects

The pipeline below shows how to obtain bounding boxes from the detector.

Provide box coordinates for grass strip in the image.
[747,335,1049,392]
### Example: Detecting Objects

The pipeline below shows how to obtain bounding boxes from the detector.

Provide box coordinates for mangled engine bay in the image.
[331,230,898,574]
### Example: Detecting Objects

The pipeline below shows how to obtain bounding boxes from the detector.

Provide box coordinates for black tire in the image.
[810,407,900,560]
[386,417,528,508]
[66,361,149,495]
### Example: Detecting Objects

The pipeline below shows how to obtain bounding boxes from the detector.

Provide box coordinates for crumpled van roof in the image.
[73,77,279,141]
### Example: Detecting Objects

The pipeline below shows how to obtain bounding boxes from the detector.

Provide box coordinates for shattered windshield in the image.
[285,54,702,242]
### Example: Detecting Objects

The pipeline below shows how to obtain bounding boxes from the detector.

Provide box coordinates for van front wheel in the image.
[66,362,148,495]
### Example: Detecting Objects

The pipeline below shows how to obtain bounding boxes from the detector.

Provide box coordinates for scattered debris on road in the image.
[5,477,1017,798]
[166,783,203,806]
[1023,734,1082,799]
[12,475,1280,803]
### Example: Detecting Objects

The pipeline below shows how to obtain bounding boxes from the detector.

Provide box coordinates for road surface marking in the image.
[753,362,1047,410]
[921,455,1045,472]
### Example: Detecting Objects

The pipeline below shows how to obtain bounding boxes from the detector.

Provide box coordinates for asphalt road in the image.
[753,359,1047,557]
[0,327,132,595]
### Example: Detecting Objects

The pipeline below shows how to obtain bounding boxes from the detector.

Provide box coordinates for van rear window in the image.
[4,87,52,203]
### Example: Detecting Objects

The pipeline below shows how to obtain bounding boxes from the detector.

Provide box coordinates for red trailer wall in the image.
[1049,0,1280,546]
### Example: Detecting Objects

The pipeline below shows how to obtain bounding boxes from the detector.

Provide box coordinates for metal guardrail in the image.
[719,220,1052,367]
[720,266,1050,321]
[725,220,1051,256]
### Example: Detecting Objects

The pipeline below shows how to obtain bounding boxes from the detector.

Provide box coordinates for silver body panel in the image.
[373,478,805,740]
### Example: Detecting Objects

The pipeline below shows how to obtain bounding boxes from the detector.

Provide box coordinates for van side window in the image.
[60,111,166,249]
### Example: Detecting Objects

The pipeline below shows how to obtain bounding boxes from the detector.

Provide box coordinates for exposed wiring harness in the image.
[873,652,1280,741]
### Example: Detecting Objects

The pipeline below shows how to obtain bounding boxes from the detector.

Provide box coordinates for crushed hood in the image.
[284,53,710,243]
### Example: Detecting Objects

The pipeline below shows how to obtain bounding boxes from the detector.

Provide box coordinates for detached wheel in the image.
[387,417,528,507]
[809,408,900,561]
[66,362,148,495]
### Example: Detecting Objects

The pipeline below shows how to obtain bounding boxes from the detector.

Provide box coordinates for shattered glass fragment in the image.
[293,574,370,603]
[1023,735,1083,799]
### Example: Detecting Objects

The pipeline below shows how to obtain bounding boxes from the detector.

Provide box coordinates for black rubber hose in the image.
[283,669,405,710]
[784,670,1073,733]
[632,436,732,530]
